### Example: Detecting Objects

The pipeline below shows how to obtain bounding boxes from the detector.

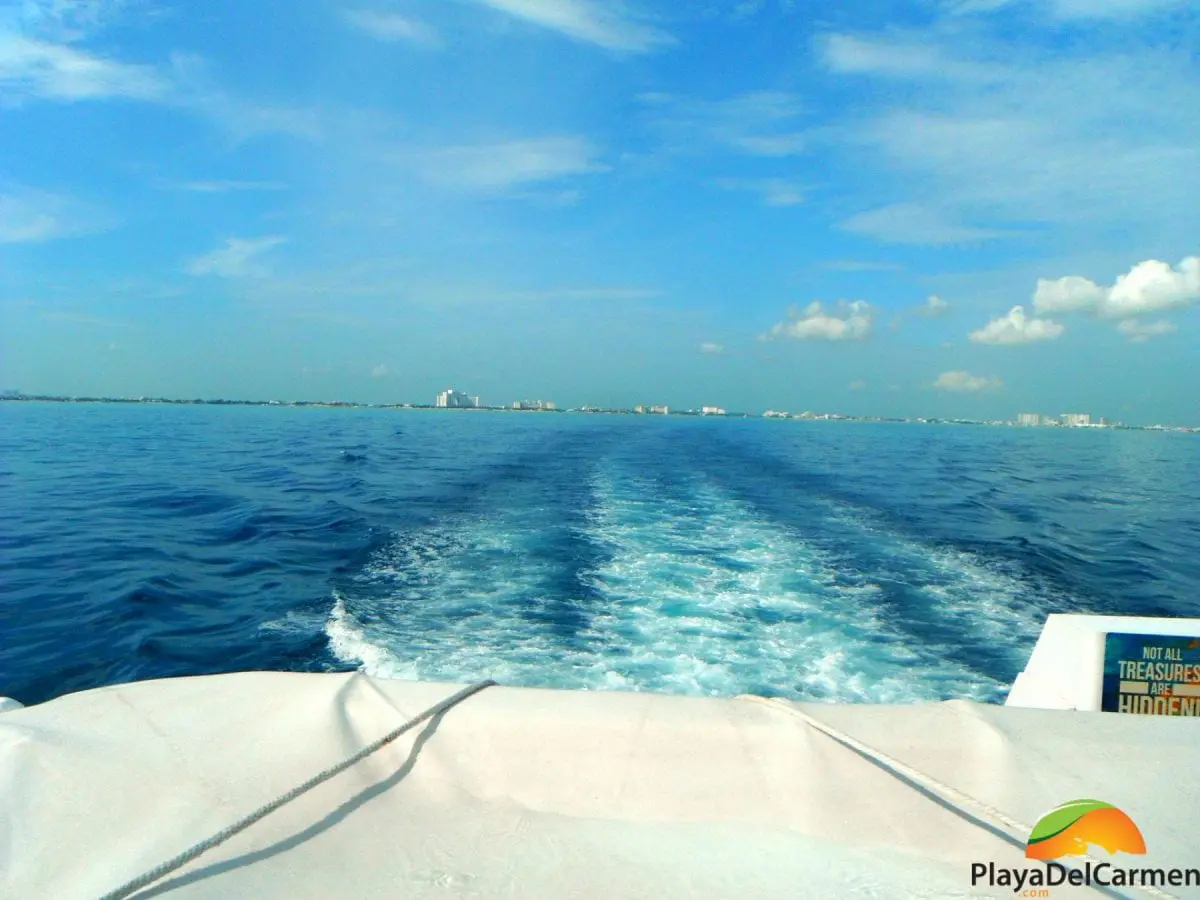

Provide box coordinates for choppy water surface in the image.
[2,403,1197,706]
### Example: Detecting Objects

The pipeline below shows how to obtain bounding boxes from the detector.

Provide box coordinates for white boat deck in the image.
[2,615,1198,899]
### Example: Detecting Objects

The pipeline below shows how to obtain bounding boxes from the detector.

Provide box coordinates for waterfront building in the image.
[513,400,557,410]
[436,389,478,408]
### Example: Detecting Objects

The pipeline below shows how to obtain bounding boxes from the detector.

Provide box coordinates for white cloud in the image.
[469,0,671,52]
[715,178,805,206]
[344,10,439,45]
[818,29,1200,248]
[847,379,868,390]
[699,341,724,354]
[840,203,1006,246]
[0,34,166,102]
[821,33,999,83]
[41,311,130,328]
[969,306,1065,345]
[821,260,903,272]
[1048,0,1189,17]
[940,0,1020,12]
[732,133,807,156]
[185,236,287,278]
[763,300,873,341]
[168,53,320,141]
[1033,256,1200,319]
[915,295,950,316]
[419,136,606,192]
[1117,319,1178,343]
[173,180,288,193]
[727,0,766,19]
[934,370,1003,392]
[0,39,319,140]
[0,188,110,242]
[638,91,807,158]
[0,191,59,242]
[16,0,143,42]
[943,0,1190,20]
[371,363,391,377]
[495,286,659,302]
[1030,275,1105,314]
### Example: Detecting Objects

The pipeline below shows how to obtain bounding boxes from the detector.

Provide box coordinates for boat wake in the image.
[324,458,1062,703]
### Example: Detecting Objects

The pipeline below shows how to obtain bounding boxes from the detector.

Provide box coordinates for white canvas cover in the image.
[1,672,1197,899]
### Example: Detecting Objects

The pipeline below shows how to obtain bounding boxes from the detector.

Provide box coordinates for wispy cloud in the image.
[1046,0,1190,17]
[942,0,1192,20]
[715,178,805,207]
[0,35,319,140]
[762,300,873,341]
[41,311,132,328]
[1117,319,1177,343]
[343,10,439,45]
[468,0,671,53]
[16,0,143,41]
[821,260,903,272]
[170,180,289,193]
[821,32,1001,83]
[914,295,950,317]
[0,35,167,102]
[969,306,1064,345]
[0,187,111,242]
[243,268,660,313]
[0,190,60,242]
[495,286,659,302]
[818,27,1200,247]
[638,91,807,158]
[840,202,1007,246]
[1033,256,1200,319]
[168,53,321,141]
[185,236,287,278]
[934,370,1003,391]
[699,341,725,354]
[417,136,607,193]
[847,379,868,390]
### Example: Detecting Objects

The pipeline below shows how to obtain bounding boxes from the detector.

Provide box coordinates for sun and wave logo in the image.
[1025,799,1146,860]
[974,799,1199,893]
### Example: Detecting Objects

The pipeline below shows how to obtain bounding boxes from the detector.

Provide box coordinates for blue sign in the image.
[1102,632,1200,716]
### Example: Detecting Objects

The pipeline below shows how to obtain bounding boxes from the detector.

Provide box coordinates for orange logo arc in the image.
[1025,800,1146,860]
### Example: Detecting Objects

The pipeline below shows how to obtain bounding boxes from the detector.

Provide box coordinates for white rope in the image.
[97,679,496,900]
[736,695,1179,900]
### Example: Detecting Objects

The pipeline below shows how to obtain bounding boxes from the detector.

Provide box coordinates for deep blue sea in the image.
[2,402,1198,708]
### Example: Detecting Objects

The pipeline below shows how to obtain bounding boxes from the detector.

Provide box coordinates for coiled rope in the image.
[737,695,1178,900]
[97,679,496,900]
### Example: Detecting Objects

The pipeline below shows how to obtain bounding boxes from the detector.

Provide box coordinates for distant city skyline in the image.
[1,1,1197,425]
[8,389,1196,432]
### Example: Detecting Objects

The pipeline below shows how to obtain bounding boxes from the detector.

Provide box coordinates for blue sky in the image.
[1,0,1197,422]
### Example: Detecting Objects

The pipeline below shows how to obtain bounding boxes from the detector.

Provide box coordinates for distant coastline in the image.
[1,394,1195,433]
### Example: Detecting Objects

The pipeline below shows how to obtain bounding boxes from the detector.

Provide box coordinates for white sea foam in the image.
[820,502,1053,661]
[326,592,417,678]
[572,469,1008,702]
[323,463,1049,703]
